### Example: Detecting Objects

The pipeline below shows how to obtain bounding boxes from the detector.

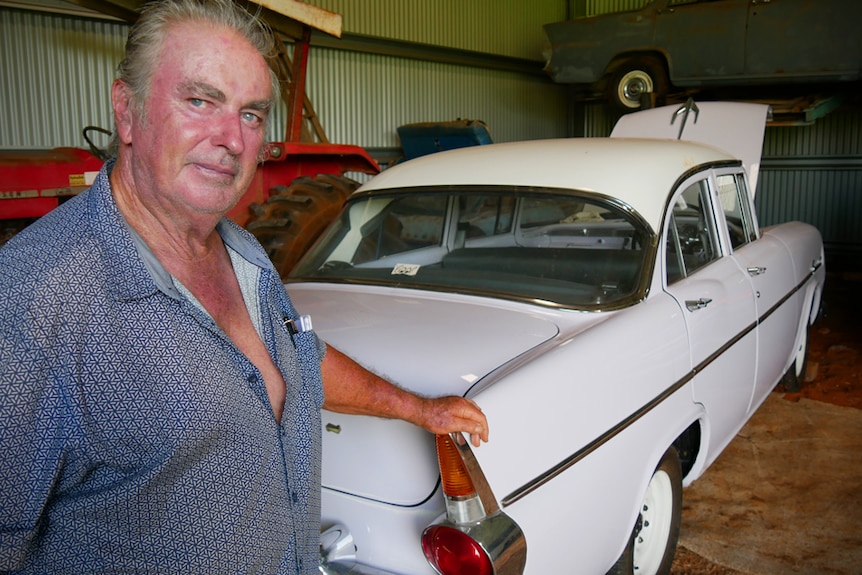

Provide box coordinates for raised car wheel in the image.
[607,447,682,575]
[607,56,668,112]
[245,174,359,279]
[781,322,810,393]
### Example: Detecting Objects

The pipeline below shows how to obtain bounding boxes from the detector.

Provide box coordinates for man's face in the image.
[124,22,273,218]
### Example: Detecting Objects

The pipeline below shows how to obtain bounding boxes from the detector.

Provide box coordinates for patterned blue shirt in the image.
[0,161,325,574]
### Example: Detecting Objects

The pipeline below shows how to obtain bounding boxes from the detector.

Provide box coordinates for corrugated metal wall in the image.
[305,0,555,61]
[0,1,569,156]
[757,109,862,265]
[582,0,647,16]
[306,47,567,150]
[0,6,125,150]
[561,0,647,18]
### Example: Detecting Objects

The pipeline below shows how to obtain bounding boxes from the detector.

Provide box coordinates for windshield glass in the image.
[289,187,651,309]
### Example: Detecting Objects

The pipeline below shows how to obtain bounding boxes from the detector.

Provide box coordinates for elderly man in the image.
[0,0,487,573]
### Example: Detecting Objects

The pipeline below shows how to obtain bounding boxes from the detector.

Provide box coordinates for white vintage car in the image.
[287,102,825,575]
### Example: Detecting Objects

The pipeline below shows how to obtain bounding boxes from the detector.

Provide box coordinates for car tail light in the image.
[422,432,528,575]
[435,433,487,524]
[422,525,493,575]
[437,433,478,498]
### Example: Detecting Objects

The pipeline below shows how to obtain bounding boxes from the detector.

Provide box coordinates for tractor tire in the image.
[246,174,359,279]
[0,218,36,249]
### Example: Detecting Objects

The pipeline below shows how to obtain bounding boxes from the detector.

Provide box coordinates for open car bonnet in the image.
[611,100,770,195]
[287,283,562,506]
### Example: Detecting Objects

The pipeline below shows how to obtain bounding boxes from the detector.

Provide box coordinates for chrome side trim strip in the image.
[501,269,817,507]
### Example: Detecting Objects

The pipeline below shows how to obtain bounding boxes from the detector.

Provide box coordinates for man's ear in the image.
[111,79,134,145]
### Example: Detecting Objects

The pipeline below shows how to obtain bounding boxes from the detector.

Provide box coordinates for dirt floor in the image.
[670,270,862,575]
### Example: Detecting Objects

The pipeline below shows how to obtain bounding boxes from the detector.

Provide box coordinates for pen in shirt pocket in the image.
[282,314,313,348]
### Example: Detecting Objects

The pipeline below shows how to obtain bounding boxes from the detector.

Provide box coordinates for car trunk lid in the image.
[287,282,560,506]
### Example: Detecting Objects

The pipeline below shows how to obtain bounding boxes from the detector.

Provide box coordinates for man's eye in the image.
[242,111,263,125]
[189,98,206,108]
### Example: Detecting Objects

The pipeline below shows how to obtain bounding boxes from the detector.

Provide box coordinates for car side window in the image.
[716,173,758,250]
[666,180,720,283]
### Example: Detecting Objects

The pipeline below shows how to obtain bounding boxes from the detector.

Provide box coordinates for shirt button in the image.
[292,491,299,503]
[247,374,258,383]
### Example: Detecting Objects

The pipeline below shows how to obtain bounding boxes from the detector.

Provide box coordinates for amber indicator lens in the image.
[436,434,476,497]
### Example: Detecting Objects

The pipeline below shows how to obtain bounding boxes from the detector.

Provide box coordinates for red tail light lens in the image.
[422,525,493,575]
[436,434,477,498]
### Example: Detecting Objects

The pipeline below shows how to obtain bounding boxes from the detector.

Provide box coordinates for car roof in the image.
[358,137,737,233]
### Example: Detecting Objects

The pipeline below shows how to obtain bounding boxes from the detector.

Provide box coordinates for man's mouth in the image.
[194,160,239,181]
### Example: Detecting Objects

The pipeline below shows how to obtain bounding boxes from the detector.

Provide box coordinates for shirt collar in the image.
[88,160,275,301]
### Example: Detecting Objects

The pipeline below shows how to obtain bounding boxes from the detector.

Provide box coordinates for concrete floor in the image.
[672,271,862,575]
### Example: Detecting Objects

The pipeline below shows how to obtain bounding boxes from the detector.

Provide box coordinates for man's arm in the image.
[321,346,489,447]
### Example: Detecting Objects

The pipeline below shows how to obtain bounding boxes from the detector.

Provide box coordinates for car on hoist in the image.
[542,0,862,111]
[288,101,824,575]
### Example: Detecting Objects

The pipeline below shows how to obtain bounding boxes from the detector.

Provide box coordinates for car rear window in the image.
[290,187,651,310]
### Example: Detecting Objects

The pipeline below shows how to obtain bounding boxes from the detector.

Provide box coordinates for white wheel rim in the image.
[617,70,654,108]
[632,469,673,575]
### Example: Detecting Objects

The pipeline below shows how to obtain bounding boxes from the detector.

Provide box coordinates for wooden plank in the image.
[254,0,342,37]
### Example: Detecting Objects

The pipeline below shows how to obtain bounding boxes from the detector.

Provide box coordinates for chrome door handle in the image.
[747,266,767,276]
[685,298,713,311]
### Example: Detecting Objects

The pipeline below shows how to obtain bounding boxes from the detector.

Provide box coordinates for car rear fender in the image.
[457,297,703,573]
[761,222,825,301]
[485,386,706,575]
[606,49,669,77]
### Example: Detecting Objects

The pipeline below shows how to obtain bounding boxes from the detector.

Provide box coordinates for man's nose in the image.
[212,112,244,155]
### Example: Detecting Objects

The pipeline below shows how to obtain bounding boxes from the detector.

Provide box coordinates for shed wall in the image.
[304,0,560,61]
[757,110,862,266]
[0,2,569,159]
[1,1,858,263]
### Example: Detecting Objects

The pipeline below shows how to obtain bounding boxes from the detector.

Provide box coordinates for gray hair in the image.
[110,0,279,154]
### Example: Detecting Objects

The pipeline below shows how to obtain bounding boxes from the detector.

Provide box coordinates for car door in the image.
[663,173,758,460]
[653,0,747,82]
[714,170,798,409]
[745,0,862,80]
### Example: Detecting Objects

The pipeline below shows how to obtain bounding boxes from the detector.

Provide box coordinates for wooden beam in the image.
[58,0,343,39]
[253,0,342,38]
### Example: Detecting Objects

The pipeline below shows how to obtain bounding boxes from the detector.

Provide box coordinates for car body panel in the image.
[543,0,862,87]
[498,386,705,575]
[294,101,825,574]
[465,295,689,506]
[666,255,757,458]
[290,284,560,506]
[611,101,769,194]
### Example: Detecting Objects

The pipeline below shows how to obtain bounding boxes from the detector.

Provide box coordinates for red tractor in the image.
[0,0,379,277]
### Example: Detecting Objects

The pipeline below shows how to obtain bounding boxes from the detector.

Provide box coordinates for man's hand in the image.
[321,346,489,447]
[417,395,488,447]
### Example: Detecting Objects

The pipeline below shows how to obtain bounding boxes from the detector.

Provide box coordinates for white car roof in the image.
[359,137,736,233]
